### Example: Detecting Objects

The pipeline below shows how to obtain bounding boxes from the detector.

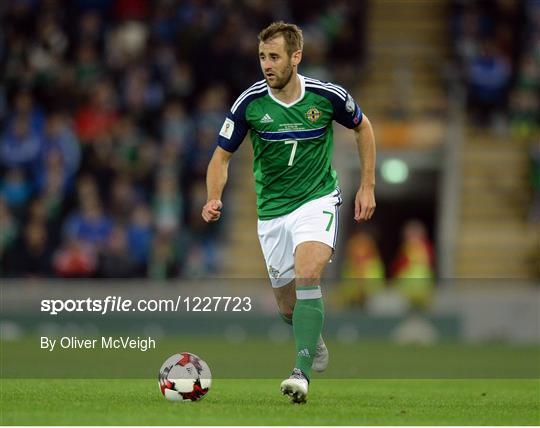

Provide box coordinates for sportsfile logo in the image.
[40,296,253,315]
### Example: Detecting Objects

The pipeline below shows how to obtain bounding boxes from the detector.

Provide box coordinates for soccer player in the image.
[202,22,376,403]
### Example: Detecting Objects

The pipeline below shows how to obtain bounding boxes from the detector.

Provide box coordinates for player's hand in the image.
[354,185,375,221]
[202,199,223,222]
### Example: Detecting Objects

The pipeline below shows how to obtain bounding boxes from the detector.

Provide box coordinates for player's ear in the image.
[291,50,302,67]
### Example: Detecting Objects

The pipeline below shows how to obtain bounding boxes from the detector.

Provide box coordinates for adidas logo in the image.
[297,348,310,358]
[260,113,273,123]
[268,265,280,280]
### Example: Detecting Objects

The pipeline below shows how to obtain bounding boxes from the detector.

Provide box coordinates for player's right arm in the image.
[202,87,253,222]
[202,147,233,222]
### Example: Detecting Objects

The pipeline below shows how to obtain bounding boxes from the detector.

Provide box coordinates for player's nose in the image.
[261,59,272,71]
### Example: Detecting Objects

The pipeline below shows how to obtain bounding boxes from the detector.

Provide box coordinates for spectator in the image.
[391,220,435,309]
[130,139,157,196]
[1,116,43,170]
[106,21,148,69]
[27,196,62,246]
[75,42,103,88]
[76,10,105,48]
[126,202,154,271]
[153,172,182,234]
[339,230,385,307]
[40,168,65,226]
[0,198,18,265]
[27,13,68,84]
[53,238,97,278]
[452,4,487,65]
[78,142,117,198]
[150,3,178,43]
[0,168,33,214]
[41,113,81,180]
[97,225,139,278]
[63,198,112,251]
[147,232,178,279]
[74,79,118,144]
[34,148,70,198]
[110,117,145,176]
[161,101,194,157]
[7,91,45,135]
[4,220,52,277]
[166,62,195,99]
[466,39,511,126]
[114,0,151,21]
[108,175,138,224]
[121,66,164,117]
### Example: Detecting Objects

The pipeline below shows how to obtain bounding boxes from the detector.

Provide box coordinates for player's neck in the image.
[270,72,301,104]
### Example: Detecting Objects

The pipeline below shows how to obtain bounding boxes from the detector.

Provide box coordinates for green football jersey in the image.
[218,74,362,220]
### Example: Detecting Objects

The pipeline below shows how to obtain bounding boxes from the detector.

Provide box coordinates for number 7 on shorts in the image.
[322,210,334,231]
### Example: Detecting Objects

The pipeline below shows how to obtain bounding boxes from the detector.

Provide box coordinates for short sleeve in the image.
[217,110,249,153]
[332,89,363,129]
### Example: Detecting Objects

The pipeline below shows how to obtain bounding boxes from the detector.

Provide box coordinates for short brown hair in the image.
[258,21,303,56]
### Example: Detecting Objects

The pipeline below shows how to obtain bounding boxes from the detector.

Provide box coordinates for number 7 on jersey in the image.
[284,140,298,166]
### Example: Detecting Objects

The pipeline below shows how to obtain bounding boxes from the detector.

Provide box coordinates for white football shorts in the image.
[257,187,342,288]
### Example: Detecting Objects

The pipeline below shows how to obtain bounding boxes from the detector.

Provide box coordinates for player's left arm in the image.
[329,86,376,221]
[353,114,376,222]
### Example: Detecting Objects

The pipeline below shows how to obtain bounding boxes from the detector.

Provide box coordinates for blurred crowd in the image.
[0,0,366,278]
[451,0,540,133]
[451,0,540,223]
[338,220,435,310]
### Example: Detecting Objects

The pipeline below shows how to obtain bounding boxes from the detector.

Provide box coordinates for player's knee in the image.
[295,267,322,283]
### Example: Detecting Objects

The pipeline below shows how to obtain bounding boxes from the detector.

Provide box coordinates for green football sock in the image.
[292,285,324,380]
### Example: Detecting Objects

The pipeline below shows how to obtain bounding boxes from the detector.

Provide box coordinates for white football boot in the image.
[311,335,329,372]
[280,368,309,404]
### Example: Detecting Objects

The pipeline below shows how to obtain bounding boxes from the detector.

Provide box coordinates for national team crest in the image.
[305,107,321,123]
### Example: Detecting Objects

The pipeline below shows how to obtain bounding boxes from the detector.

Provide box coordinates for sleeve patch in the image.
[345,94,355,114]
[219,118,235,139]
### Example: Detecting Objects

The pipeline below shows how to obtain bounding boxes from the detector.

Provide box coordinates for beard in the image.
[266,63,294,90]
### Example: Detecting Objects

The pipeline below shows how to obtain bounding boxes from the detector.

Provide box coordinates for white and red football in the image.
[158,352,212,402]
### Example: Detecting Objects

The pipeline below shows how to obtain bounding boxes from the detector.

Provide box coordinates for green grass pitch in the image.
[1,378,539,425]
[2,338,539,424]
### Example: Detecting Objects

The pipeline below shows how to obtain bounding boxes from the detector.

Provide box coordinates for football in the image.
[158,352,212,402]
